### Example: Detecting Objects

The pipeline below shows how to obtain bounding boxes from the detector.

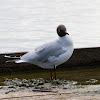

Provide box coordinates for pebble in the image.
[8,85,15,88]
[3,78,78,94]
[5,89,16,94]
[86,79,98,84]
[0,86,3,89]
[4,78,78,87]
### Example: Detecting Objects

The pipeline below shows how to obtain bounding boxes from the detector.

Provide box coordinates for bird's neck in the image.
[58,35,73,47]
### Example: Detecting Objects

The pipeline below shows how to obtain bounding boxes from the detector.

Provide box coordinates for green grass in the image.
[0,67,100,85]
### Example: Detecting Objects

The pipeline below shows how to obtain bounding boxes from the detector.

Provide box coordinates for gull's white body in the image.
[16,35,74,69]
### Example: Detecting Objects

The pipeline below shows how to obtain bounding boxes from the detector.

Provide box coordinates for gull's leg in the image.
[54,66,56,80]
[50,69,53,80]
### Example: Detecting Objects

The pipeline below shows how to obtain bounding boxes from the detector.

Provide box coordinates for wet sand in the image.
[0,85,100,100]
[0,78,100,100]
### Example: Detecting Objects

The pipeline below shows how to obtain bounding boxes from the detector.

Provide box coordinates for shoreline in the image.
[0,46,100,54]
[0,77,100,100]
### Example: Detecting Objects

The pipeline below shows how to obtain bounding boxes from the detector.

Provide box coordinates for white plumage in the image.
[16,35,73,69]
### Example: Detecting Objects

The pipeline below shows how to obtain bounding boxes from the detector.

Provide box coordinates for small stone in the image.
[38,81,45,85]
[31,83,35,87]
[25,84,29,87]
[13,78,19,81]
[86,79,98,84]
[63,87,68,89]
[28,83,34,87]
[8,85,15,88]
[5,89,16,94]
[0,86,3,89]
[52,80,62,85]
[22,79,28,83]
[18,82,23,87]
[72,81,78,85]
[5,91,9,94]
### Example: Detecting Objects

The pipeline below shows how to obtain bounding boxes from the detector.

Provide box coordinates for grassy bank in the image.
[0,67,100,85]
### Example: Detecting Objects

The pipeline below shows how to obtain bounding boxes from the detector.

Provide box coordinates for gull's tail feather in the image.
[4,55,24,63]
[6,59,26,63]
[15,60,26,63]
[4,55,21,59]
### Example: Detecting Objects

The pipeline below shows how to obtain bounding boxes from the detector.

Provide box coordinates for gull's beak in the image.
[65,32,69,35]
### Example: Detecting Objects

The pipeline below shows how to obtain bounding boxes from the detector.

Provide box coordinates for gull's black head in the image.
[57,24,69,37]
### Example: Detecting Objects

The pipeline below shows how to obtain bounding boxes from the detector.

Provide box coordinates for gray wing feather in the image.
[21,42,66,63]
[34,43,66,63]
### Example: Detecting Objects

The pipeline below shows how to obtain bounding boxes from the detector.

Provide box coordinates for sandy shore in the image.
[0,84,100,100]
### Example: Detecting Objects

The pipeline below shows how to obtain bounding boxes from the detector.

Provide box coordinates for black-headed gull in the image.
[6,25,74,80]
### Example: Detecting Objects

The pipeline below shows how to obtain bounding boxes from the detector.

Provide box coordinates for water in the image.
[0,0,99,53]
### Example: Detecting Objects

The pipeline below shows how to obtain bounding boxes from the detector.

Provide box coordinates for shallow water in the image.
[0,67,100,85]
[0,0,99,53]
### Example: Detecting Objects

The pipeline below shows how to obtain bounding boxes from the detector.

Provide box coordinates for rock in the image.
[8,85,15,88]
[5,89,16,94]
[86,79,98,84]
[0,86,3,89]
[37,78,45,81]
[25,83,30,87]
[22,79,28,83]
[71,81,78,85]
[52,79,62,85]
[28,83,34,87]
[17,82,23,87]
[38,81,45,85]
[31,79,36,82]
